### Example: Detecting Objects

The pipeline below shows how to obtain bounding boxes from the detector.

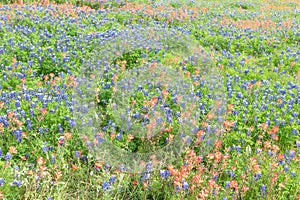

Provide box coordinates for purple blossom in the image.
[0,178,5,186]
[4,152,12,161]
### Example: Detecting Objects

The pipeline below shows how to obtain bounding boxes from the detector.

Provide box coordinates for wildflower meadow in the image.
[0,0,299,199]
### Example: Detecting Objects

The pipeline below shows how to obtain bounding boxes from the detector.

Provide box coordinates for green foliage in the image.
[112,49,146,70]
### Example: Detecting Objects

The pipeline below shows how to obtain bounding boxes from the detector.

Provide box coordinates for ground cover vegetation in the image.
[0,0,299,199]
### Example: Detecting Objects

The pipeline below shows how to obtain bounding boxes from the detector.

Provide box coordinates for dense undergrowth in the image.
[0,0,299,199]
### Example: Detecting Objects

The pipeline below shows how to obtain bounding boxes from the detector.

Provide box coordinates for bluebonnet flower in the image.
[0,178,5,186]
[58,124,64,133]
[254,116,258,123]
[256,148,262,154]
[58,136,65,146]
[11,180,22,187]
[105,163,111,170]
[160,170,170,179]
[292,128,298,135]
[288,150,295,159]
[50,156,56,164]
[69,118,76,127]
[254,173,262,181]
[235,145,241,153]
[141,172,151,181]
[232,110,238,115]
[145,162,153,173]
[182,181,188,190]
[228,170,236,178]
[261,185,266,197]
[102,181,110,191]
[290,172,296,177]
[119,165,126,172]
[81,155,87,162]
[284,165,289,173]
[225,181,230,188]
[42,145,48,152]
[74,151,81,158]
[109,176,116,184]
[268,150,273,157]
[116,133,122,140]
[4,152,12,161]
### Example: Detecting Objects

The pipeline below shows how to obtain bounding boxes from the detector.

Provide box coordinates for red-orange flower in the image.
[142,181,148,188]
[296,71,300,80]
[132,180,137,185]
[41,108,47,116]
[9,146,17,154]
[44,75,49,81]
[214,152,222,163]
[95,161,102,170]
[7,111,14,119]
[126,134,134,142]
[39,165,47,172]
[162,89,169,99]
[27,170,34,175]
[230,180,238,190]
[37,156,46,165]
[241,174,246,181]
[71,165,78,170]
[54,170,62,180]
[227,104,234,111]
[272,126,278,133]
[261,123,268,130]
[208,179,216,187]
[64,132,72,140]
[131,100,136,106]
[150,97,158,108]
[192,173,203,185]
[242,185,249,193]
[206,154,214,160]
[278,154,284,161]
[214,140,222,148]
[223,120,235,129]
[248,83,253,91]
